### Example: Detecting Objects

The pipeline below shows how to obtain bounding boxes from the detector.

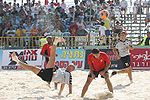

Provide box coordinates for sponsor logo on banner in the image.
[55,49,85,69]
[1,49,42,70]
[130,48,150,69]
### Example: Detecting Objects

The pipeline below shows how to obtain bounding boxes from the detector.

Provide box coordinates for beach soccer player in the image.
[111,31,133,83]
[40,35,58,88]
[52,63,75,96]
[11,37,73,95]
[81,49,113,97]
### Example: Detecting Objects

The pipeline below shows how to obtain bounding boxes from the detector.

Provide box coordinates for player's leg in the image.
[81,76,94,97]
[127,66,133,83]
[54,82,58,89]
[11,52,41,74]
[104,73,113,93]
[111,55,131,77]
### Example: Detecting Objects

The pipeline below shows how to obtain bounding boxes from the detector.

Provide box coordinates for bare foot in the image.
[11,52,19,63]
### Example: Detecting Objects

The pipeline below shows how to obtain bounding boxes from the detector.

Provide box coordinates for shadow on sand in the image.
[95,91,113,100]
[114,83,132,90]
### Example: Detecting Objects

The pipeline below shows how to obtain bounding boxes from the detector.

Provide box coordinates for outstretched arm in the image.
[66,84,72,97]
[58,83,65,95]
[112,47,120,60]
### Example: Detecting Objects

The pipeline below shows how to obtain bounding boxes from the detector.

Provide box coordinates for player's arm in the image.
[88,55,94,73]
[112,47,120,59]
[41,53,49,58]
[88,55,95,78]
[58,83,65,95]
[103,61,111,73]
[126,40,134,50]
[126,44,133,50]
[40,45,50,58]
[127,45,133,50]
[100,54,111,76]
[66,84,72,97]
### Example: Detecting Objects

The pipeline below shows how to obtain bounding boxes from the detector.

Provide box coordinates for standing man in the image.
[81,49,113,97]
[111,31,133,83]
[40,36,53,69]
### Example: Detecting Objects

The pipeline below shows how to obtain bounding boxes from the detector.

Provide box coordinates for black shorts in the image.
[37,68,53,82]
[120,55,130,68]
[88,69,108,78]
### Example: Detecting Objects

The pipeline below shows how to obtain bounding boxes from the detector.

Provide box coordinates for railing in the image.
[0,36,141,49]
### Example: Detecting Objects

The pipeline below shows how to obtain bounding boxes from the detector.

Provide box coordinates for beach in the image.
[0,70,150,100]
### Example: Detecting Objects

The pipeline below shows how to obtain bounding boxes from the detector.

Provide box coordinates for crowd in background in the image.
[0,0,149,48]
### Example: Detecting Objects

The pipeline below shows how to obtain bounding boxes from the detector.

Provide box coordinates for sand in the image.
[0,70,150,100]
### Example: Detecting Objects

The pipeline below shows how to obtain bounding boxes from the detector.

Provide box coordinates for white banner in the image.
[55,49,85,70]
[1,49,85,70]
[1,49,42,70]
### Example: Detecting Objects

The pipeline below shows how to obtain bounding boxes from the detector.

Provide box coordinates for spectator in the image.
[140,31,150,46]
[69,20,78,36]
[61,0,66,11]
[120,0,128,16]
[75,5,82,19]
[76,18,88,36]
[74,0,80,5]
[133,2,138,23]
[113,21,124,36]
[99,21,106,45]
[69,20,78,47]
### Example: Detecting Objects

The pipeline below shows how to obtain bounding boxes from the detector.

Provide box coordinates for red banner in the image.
[130,48,150,69]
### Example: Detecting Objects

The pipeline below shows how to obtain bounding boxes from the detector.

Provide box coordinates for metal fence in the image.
[0,36,122,49]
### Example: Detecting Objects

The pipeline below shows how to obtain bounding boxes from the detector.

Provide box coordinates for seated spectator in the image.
[51,28,62,36]
[69,20,78,36]
[68,20,78,47]
[6,25,16,37]
[61,0,66,11]
[5,25,16,47]
[30,24,39,36]
[113,21,124,36]
[120,0,128,15]
[16,26,25,37]
[51,22,62,36]
[76,18,88,36]
[30,24,39,48]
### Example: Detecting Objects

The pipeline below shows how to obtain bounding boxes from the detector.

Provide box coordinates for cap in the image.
[46,35,53,38]
[68,63,76,70]
[68,63,75,67]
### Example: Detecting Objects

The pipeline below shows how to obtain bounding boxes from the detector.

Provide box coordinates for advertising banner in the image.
[84,49,124,69]
[130,48,150,69]
[1,49,85,70]
[55,49,85,70]
[1,49,42,70]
